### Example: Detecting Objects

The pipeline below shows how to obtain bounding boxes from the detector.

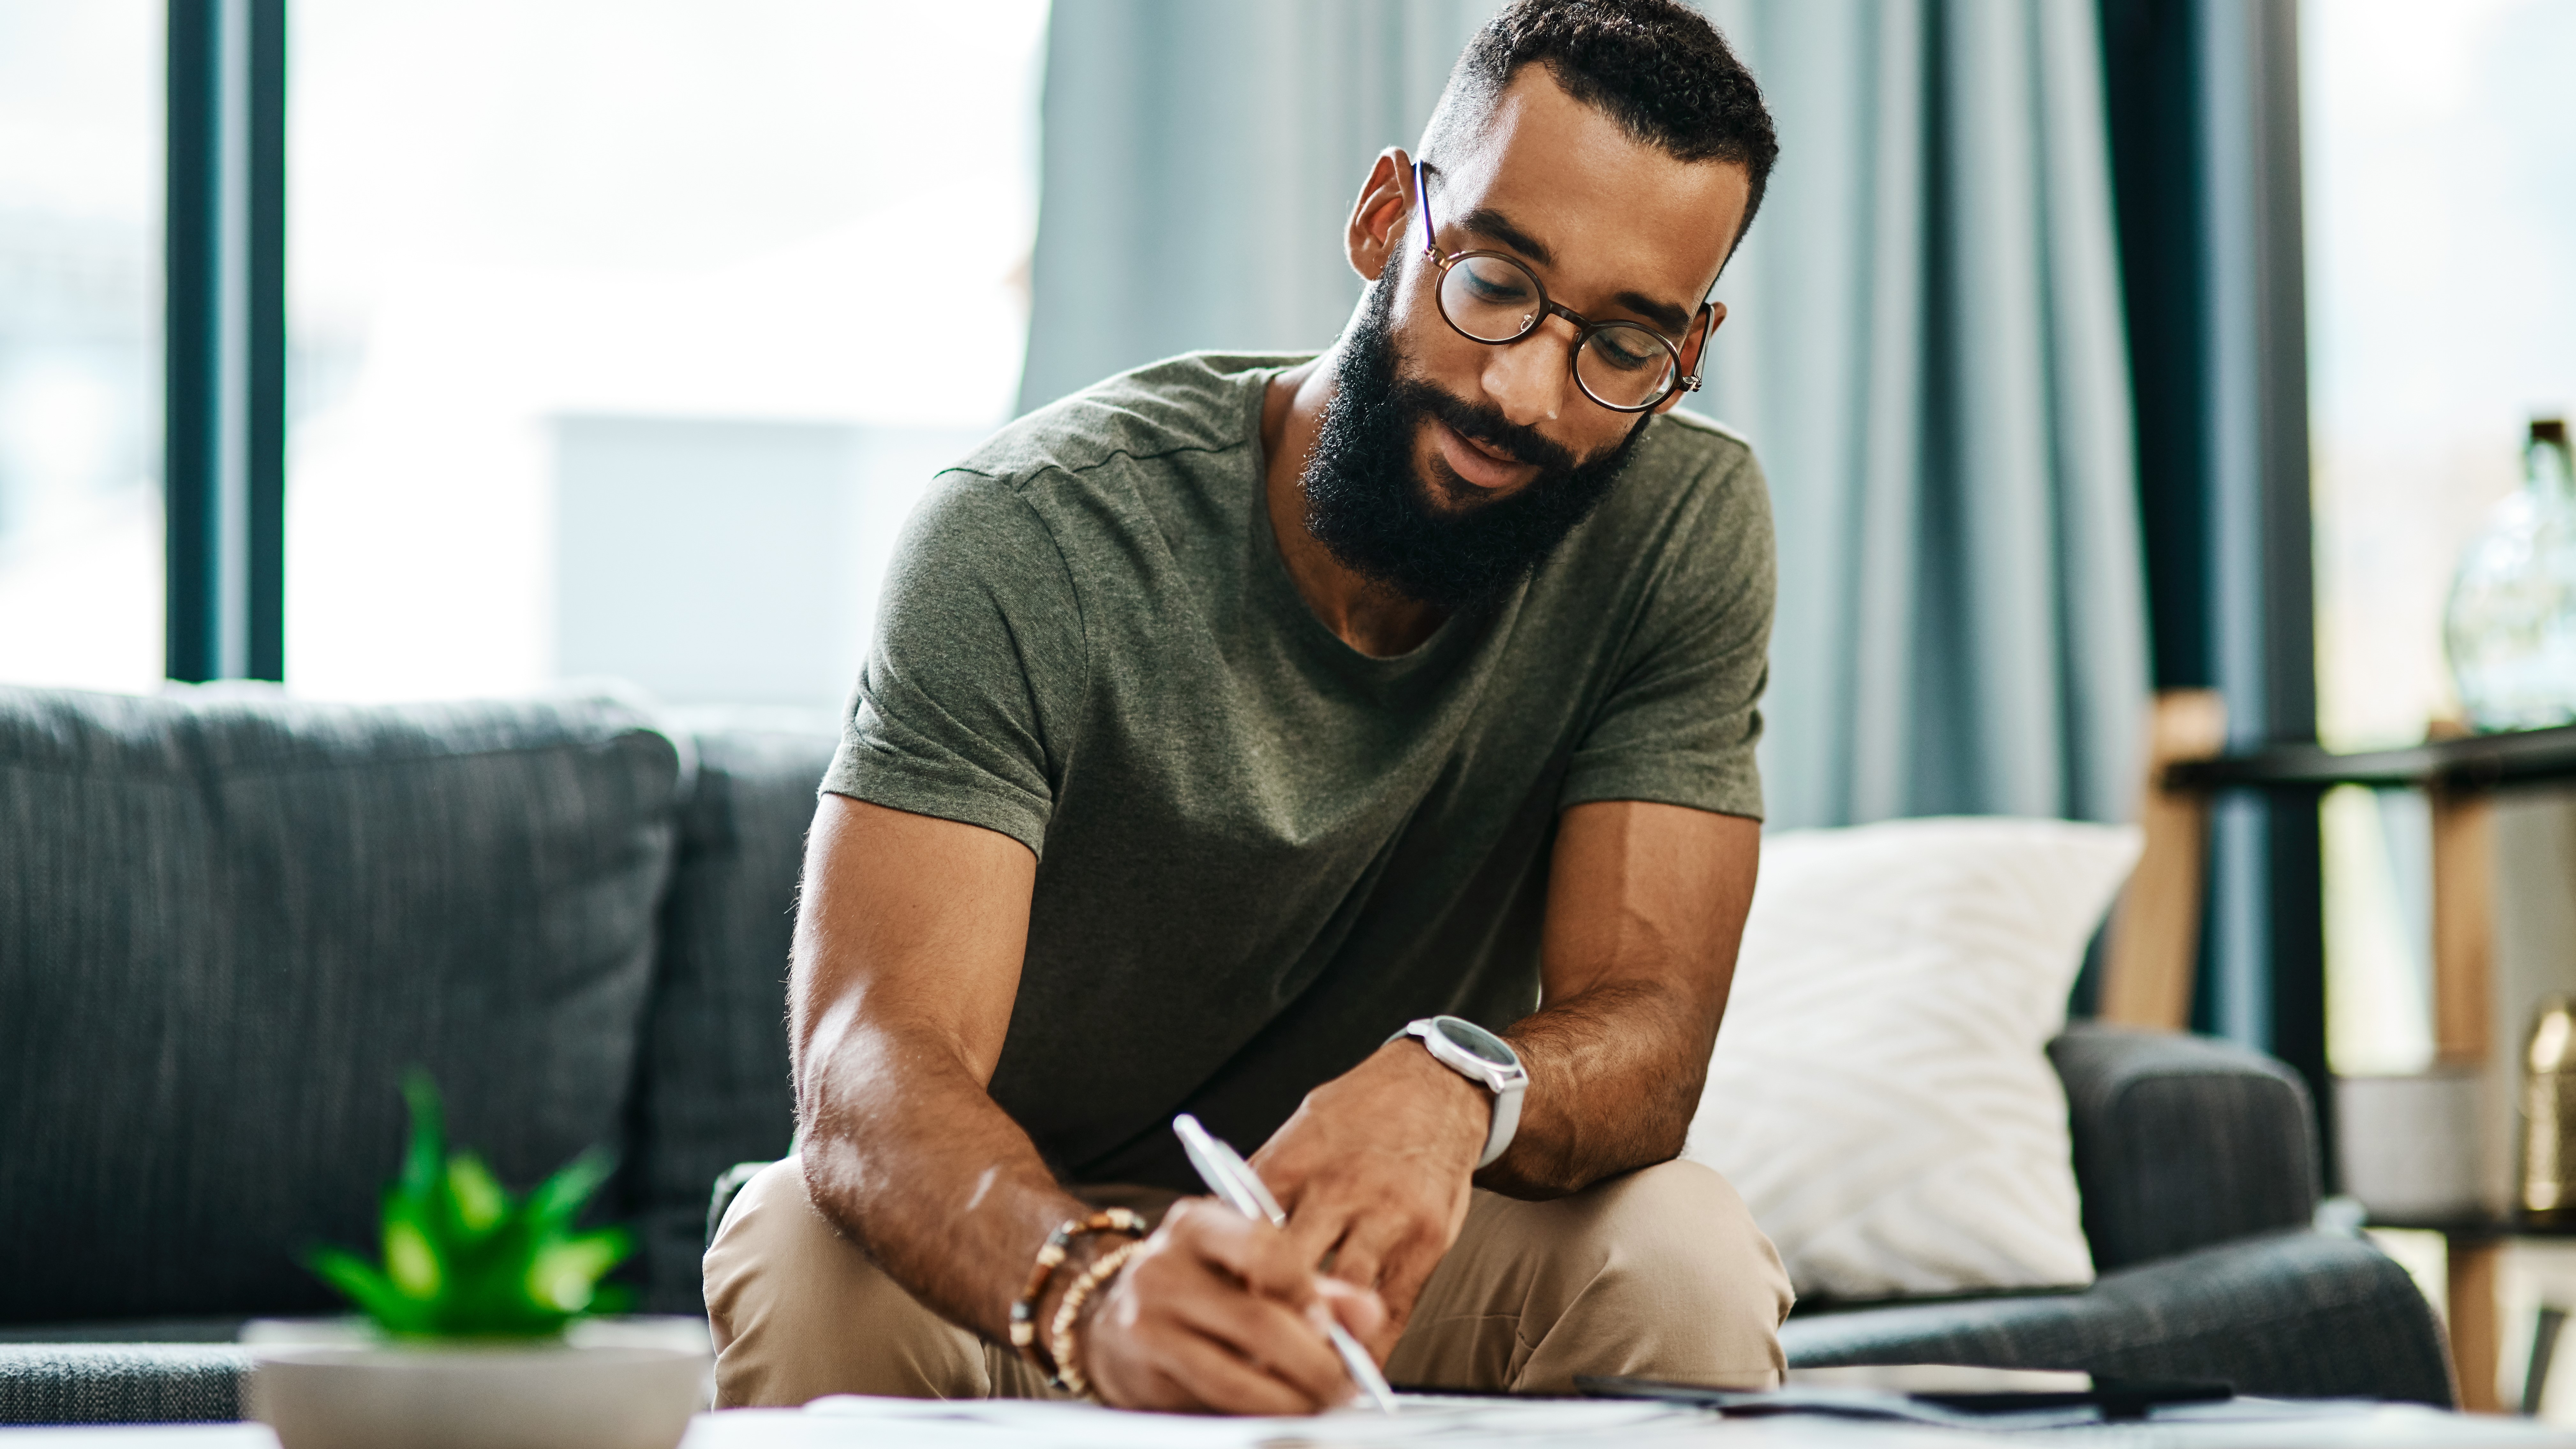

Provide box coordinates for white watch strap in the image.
[1474,1076,1522,1170]
[1390,1018,1525,1169]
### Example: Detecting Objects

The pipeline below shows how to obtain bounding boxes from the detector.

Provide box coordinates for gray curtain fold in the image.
[1016,0,1504,416]
[1016,0,2150,830]
[1703,0,2149,829]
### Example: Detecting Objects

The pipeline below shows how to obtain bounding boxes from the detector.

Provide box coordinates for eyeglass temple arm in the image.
[1413,158,1437,256]
[1679,302,1716,391]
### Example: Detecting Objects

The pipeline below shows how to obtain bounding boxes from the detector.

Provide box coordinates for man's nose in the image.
[1476,317,1579,431]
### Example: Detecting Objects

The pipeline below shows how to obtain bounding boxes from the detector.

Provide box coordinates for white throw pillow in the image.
[1683,816,2142,1301]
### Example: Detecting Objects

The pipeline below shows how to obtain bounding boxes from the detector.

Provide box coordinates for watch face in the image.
[1436,1018,1518,1065]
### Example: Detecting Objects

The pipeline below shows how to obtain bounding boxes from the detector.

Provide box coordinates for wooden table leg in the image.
[2453,1238,2504,1411]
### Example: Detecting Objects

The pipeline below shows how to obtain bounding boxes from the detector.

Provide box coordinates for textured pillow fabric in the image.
[1684,816,2142,1301]
[631,722,834,1315]
[0,686,682,1323]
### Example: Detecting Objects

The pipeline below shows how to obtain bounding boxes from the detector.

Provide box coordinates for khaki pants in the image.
[704,1155,1792,1406]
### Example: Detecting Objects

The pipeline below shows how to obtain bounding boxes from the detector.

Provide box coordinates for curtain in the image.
[1701,0,2148,828]
[1017,0,2150,830]
[1015,0,1503,416]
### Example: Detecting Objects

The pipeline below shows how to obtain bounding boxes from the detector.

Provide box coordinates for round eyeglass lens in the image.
[1574,322,1680,411]
[1437,253,1545,343]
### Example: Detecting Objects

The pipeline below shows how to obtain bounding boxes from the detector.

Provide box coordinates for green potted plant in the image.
[246,1074,710,1449]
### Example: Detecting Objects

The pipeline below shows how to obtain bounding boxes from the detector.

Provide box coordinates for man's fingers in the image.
[1153,1332,1339,1417]
[1167,1198,1319,1308]
[1164,1270,1353,1407]
[1313,1276,1388,1346]
[1321,1232,1382,1296]
[1274,1200,1348,1271]
[1310,1210,1441,1350]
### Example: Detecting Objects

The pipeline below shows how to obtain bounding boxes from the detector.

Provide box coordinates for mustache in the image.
[1402,379,1583,477]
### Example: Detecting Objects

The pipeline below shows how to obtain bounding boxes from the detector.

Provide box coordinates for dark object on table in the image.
[1580,1372,2233,1423]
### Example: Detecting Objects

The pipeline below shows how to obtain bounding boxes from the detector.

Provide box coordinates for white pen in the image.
[1171,1113,1401,1414]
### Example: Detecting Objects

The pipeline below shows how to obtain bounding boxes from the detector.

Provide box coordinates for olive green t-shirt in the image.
[824,351,1774,1191]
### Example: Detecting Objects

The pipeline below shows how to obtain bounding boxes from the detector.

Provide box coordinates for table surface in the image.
[7,1401,2576,1449]
[2166,721,2576,793]
[2369,1214,2576,1240]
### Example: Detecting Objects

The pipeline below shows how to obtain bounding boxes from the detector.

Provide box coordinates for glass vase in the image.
[2446,419,2576,732]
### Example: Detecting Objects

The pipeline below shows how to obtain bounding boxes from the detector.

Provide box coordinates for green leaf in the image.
[382,1204,442,1299]
[523,1147,616,1233]
[444,1153,508,1237]
[307,1248,424,1333]
[524,1229,632,1313]
[305,1073,633,1339]
[398,1070,445,1205]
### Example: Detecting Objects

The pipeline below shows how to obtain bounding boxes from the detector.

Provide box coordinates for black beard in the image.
[1298,264,1646,612]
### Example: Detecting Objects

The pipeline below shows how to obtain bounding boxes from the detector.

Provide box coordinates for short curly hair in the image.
[1422,0,1779,249]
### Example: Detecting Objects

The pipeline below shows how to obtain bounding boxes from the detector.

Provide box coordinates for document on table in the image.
[762,1391,2576,1449]
[798,1393,1725,1449]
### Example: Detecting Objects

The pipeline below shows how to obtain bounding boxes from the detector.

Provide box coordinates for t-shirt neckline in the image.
[1238,360,1512,680]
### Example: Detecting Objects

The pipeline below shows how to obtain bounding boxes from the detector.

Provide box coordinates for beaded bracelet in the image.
[1049,1236,1146,1401]
[1008,1207,1147,1382]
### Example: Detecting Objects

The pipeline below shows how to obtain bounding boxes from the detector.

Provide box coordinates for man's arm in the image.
[1491,798,1759,1193]
[1251,799,1757,1347]
[791,793,1374,1413]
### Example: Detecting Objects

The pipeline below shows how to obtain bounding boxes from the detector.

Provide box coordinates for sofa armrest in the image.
[707,1161,776,1251]
[1781,1231,2452,1406]
[2048,1024,2321,1270]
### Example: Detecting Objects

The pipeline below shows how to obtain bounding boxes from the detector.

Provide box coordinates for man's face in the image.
[1303,68,1753,610]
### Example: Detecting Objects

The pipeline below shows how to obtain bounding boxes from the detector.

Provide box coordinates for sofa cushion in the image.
[0,686,683,1324]
[0,1345,252,1426]
[630,722,834,1314]
[1780,1230,2453,1406]
[1685,817,2139,1301]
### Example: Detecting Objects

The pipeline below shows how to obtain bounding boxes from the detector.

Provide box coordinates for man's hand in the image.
[1243,801,1758,1356]
[1082,1199,1386,1414]
[1248,1041,1489,1354]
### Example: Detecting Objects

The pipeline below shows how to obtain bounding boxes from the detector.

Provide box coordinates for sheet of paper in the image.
[800,1392,1717,1449]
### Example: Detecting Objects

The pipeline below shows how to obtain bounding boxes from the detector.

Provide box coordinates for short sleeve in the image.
[1558,435,1776,821]
[821,472,1088,856]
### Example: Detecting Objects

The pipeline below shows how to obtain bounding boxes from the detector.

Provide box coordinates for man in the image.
[706,0,1789,1414]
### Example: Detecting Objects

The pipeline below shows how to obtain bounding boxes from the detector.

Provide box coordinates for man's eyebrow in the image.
[1458,204,1556,268]
[1457,204,1695,338]
[1613,290,1693,338]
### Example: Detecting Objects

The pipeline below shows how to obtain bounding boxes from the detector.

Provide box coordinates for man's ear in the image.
[1651,301,1727,416]
[1346,148,1414,283]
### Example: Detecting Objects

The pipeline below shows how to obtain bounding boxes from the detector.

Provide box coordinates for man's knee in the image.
[1569,1159,1794,1348]
[1421,1158,1791,1394]
[703,1156,994,1406]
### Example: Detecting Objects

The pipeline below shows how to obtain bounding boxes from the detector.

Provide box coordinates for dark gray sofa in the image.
[0,686,2451,1423]
[1781,1029,2454,1406]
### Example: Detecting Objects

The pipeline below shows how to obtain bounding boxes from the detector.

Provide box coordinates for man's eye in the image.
[1464,268,1531,303]
[1592,334,1660,371]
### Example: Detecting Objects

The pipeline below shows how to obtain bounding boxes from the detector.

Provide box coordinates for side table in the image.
[2375,1215,2576,1414]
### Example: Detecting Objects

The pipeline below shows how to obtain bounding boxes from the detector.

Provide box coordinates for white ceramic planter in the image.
[245,1318,711,1449]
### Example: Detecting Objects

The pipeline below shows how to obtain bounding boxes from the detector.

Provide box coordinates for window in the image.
[2306,1,2576,1070]
[0,2,164,691]
[285,1,1050,710]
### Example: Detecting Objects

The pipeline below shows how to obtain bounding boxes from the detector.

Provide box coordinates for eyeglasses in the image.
[1410,159,1708,414]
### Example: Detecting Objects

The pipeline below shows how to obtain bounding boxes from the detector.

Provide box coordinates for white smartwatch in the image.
[1386,1015,1529,1169]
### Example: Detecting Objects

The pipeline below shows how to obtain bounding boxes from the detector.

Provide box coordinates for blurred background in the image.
[4,0,2574,1404]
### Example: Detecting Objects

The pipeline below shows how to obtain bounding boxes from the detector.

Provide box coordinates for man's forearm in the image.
[1479,977,1719,1199]
[796,1004,1088,1341]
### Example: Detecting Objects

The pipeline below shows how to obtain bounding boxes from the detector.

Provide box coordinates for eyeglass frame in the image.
[1408,158,1710,414]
